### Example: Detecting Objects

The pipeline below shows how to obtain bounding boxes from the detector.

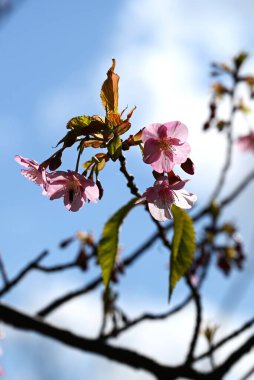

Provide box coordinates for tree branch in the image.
[0,251,49,297]
[0,302,185,380]
[185,278,202,364]
[0,254,8,286]
[101,295,192,340]
[195,315,254,362]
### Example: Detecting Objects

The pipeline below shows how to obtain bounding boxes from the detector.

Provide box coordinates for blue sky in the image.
[1,0,254,378]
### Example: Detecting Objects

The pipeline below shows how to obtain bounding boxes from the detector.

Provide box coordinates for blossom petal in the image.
[141,123,162,143]
[84,181,99,203]
[64,191,84,212]
[20,169,42,185]
[169,179,189,191]
[15,155,39,169]
[164,121,189,141]
[148,198,173,221]
[173,189,197,209]
[151,152,174,173]
[143,139,162,164]
[171,142,191,164]
[46,184,66,200]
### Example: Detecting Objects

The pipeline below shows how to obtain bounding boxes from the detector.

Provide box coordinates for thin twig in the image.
[220,170,254,208]
[194,315,254,362]
[210,76,238,202]
[185,277,202,364]
[0,254,8,286]
[101,295,192,340]
[239,365,254,380]
[37,276,102,317]
[0,251,49,297]
[119,154,171,251]
[34,262,77,273]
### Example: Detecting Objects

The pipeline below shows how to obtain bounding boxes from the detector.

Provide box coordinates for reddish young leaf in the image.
[100,59,119,115]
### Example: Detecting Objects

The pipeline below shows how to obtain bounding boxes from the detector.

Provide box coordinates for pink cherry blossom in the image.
[46,170,99,212]
[235,132,254,152]
[15,155,46,190]
[142,121,191,173]
[136,177,197,222]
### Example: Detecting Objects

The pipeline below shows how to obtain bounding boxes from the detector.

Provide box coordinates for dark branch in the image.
[101,295,192,340]
[0,254,8,286]
[35,262,77,273]
[0,302,189,380]
[220,170,254,208]
[239,365,254,380]
[185,278,202,364]
[37,276,102,317]
[211,334,254,379]
[195,315,254,362]
[0,251,49,297]
[119,153,172,251]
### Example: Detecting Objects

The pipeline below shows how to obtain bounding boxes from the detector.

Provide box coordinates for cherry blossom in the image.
[142,121,191,173]
[235,131,254,152]
[136,177,197,222]
[15,155,46,191]
[46,170,99,212]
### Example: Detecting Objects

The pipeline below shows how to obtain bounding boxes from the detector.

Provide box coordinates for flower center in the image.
[159,139,173,152]
[67,179,80,203]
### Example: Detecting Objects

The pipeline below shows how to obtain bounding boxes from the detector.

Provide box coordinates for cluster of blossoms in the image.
[15,62,196,219]
[136,121,197,221]
[15,155,99,212]
[15,121,197,219]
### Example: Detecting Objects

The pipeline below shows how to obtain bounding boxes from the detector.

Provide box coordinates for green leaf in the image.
[67,115,92,130]
[169,205,196,300]
[67,116,106,136]
[98,198,136,288]
[108,135,122,161]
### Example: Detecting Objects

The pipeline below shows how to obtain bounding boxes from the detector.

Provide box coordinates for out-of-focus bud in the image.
[234,51,248,70]
[76,248,88,271]
[221,223,236,236]
[203,121,210,131]
[216,120,228,132]
[209,202,221,218]
[59,237,74,249]
[76,231,95,246]
[180,158,195,175]
[203,324,219,344]
[212,83,230,97]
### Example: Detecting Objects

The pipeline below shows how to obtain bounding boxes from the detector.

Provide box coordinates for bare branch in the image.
[34,262,77,273]
[119,153,172,251]
[101,295,192,340]
[211,334,254,379]
[220,170,254,208]
[0,254,8,286]
[195,315,254,362]
[239,365,254,380]
[209,76,238,202]
[185,278,202,364]
[0,251,49,297]
[0,302,190,380]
